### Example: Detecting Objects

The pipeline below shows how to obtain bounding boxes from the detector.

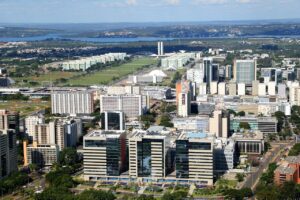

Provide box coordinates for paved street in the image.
[241,141,294,190]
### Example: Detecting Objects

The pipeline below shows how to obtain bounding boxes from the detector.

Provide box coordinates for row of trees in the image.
[0,92,29,101]
[0,172,31,195]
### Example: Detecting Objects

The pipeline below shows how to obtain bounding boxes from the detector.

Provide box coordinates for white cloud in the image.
[164,0,180,5]
[235,0,255,3]
[192,0,228,5]
[126,0,137,5]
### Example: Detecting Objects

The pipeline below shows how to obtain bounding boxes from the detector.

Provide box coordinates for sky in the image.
[0,0,299,23]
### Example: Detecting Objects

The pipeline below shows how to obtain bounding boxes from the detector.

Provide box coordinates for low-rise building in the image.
[274,156,300,186]
[232,131,264,155]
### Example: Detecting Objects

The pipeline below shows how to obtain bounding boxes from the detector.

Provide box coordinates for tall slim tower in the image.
[157,42,164,56]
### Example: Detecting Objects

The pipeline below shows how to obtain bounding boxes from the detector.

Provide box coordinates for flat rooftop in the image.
[85,130,125,139]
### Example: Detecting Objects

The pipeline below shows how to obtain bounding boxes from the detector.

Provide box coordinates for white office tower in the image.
[237,83,246,96]
[178,92,191,117]
[289,82,300,105]
[228,82,237,96]
[157,41,164,56]
[268,82,276,96]
[100,95,147,119]
[0,130,17,179]
[187,67,204,84]
[101,111,125,131]
[25,114,45,141]
[210,81,218,95]
[252,80,259,96]
[51,90,94,115]
[258,83,267,96]
[234,59,257,85]
[199,83,207,95]
[209,110,229,138]
[278,83,287,98]
[218,82,226,95]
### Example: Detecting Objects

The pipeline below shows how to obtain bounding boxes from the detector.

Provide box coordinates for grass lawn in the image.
[0,100,50,117]
[14,71,81,86]
[66,57,158,86]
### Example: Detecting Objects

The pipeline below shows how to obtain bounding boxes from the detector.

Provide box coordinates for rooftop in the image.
[85,130,125,139]
[276,165,296,175]
[285,156,300,164]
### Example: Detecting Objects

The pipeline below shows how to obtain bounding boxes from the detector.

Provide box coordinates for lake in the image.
[0,34,175,43]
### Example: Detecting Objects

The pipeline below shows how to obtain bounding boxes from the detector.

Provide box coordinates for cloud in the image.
[126,0,137,5]
[235,0,256,3]
[164,0,180,5]
[192,0,228,5]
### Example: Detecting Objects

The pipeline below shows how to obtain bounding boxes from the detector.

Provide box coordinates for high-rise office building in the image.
[268,82,276,96]
[175,132,214,185]
[33,118,82,151]
[0,130,17,179]
[258,83,267,96]
[83,130,127,181]
[233,59,257,85]
[209,110,229,138]
[252,80,259,96]
[24,141,59,167]
[214,139,236,176]
[203,57,219,92]
[278,83,287,98]
[237,83,246,96]
[51,90,94,115]
[176,80,192,117]
[157,42,164,56]
[128,131,172,179]
[100,95,147,119]
[101,111,125,131]
[54,118,82,150]
[218,82,226,95]
[0,110,19,134]
[228,82,237,96]
[35,124,52,144]
[25,114,45,141]
[225,65,233,79]
[177,92,191,117]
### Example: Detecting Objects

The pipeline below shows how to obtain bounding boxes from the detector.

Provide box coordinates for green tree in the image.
[289,143,300,156]
[256,185,279,200]
[77,189,116,200]
[239,122,250,130]
[236,173,245,182]
[35,187,73,200]
[58,147,80,170]
[159,114,173,127]
[236,111,245,116]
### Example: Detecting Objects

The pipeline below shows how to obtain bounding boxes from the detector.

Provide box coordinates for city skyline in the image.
[0,0,299,23]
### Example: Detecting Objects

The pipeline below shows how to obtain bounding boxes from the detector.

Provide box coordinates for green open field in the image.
[66,57,158,86]
[15,71,81,86]
[0,100,50,117]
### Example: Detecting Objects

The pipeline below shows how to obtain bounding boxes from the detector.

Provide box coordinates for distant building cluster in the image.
[161,52,197,70]
[61,53,127,71]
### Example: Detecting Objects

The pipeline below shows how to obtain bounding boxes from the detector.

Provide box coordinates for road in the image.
[241,141,295,190]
